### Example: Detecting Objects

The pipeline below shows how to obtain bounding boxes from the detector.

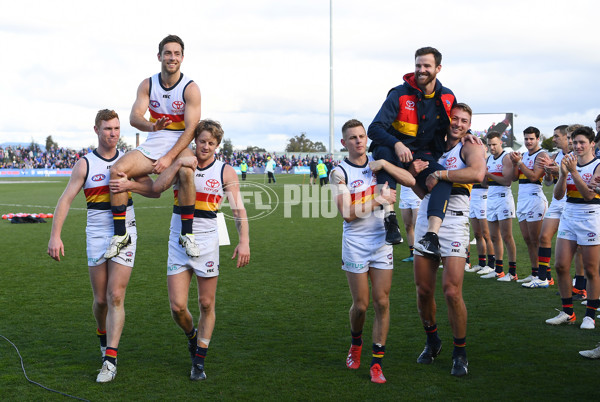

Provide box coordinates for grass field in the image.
[0,174,598,401]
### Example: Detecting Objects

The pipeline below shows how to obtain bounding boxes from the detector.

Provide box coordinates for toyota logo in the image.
[406,100,415,108]
[172,101,184,110]
[447,157,456,165]
[206,179,220,188]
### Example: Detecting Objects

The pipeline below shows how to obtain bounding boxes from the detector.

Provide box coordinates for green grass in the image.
[0,175,598,401]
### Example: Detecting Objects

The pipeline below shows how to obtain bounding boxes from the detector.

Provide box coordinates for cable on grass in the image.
[0,334,90,402]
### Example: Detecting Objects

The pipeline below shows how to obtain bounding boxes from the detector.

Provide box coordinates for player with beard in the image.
[368,47,457,255]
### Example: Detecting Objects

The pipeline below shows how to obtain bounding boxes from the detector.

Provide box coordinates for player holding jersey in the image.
[153,119,250,381]
[48,109,158,383]
[331,119,414,384]
[105,35,202,259]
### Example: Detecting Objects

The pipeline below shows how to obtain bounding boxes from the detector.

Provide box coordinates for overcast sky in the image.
[1,0,598,152]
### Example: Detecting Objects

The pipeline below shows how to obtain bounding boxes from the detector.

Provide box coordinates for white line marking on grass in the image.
[0,181,61,184]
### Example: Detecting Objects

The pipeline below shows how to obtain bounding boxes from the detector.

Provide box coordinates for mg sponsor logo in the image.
[91,174,105,181]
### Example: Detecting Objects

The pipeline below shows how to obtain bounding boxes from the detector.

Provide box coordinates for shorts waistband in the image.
[448,210,465,216]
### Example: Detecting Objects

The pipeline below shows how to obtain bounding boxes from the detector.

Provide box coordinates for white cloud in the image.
[1,0,599,153]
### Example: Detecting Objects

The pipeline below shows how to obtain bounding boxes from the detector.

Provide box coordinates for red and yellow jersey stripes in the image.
[486,151,506,186]
[518,148,545,188]
[148,73,194,133]
[333,156,385,238]
[350,185,376,205]
[566,157,600,204]
[83,150,132,211]
[173,158,225,233]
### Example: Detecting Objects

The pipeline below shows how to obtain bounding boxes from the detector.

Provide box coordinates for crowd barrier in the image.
[1,166,313,177]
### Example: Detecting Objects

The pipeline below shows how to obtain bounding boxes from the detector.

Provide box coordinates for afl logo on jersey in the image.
[206,179,220,188]
[172,101,184,110]
[206,261,214,267]
[91,174,106,182]
[588,232,596,238]
[350,179,364,188]
[150,100,160,108]
[451,241,461,247]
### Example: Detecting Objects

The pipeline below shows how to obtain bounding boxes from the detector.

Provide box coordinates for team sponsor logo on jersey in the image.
[446,156,457,169]
[172,100,184,111]
[91,174,106,182]
[206,179,220,188]
[150,100,160,108]
[206,261,214,267]
[350,179,364,188]
[583,173,593,182]
[405,100,415,110]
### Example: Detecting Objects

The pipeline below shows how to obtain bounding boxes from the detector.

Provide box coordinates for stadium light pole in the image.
[329,0,334,154]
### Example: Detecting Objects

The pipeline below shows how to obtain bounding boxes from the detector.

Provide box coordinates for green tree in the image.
[285,133,326,152]
[45,135,58,150]
[313,141,327,152]
[244,145,266,153]
[117,137,131,151]
[541,136,554,152]
[222,139,233,156]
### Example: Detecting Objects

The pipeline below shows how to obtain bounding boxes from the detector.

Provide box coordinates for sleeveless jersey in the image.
[172,158,225,233]
[518,148,545,192]
[148,73,194,134]
[83,150,133,226]
[565,157,600,208]
[549,149,567,207]
[487,151,511,197]
[333,156,385,237]
[438,142,470,212]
